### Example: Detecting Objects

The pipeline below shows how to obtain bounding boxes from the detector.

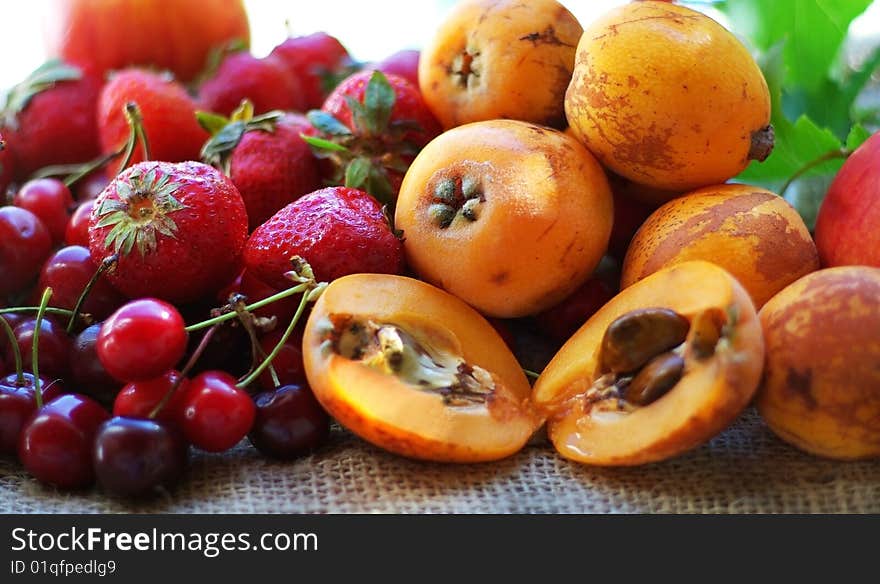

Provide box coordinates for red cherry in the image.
[249,384,329,459]
[38,246,126,321]
[180,370,255,452]
[74,171,110,201]
[18,393,110,489]
[258,328,306,391]
[0,206,52,298]
[372,49,420,87]
[6,317,72,382]
[65,200,95,247]
[13,178,75,245]
[97,299,188,382]
[0,373,63,455]
[113,370,189,426]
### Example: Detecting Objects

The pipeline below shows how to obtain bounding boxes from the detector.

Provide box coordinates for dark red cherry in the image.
[6,317,72,382]
[249,384,329,460]
[69,324,121,407]
[258,328,306,391]
[93,416,189,497]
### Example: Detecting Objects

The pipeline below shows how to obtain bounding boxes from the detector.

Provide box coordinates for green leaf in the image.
[196,111,231,135]
[1,59,83,126]
[364,71,395,135]
[344,157,371,189]
[845,123,871,151]
[344,96,372,136]
[306,110,351,136]
[365,165,395,206]
[720,0,871,92]
[300,134,349,153]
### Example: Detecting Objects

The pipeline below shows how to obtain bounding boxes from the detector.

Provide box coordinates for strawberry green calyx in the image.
[1,59,83,129]
[95,166,186,257]
[198,100,284,174]
[301,70,423,206]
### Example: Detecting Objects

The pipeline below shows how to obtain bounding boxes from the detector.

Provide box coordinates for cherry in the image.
[37,246,125,321]
[0,313,26,356]
[65,199,95,247]
[113,370,189,426]
[258,328,306,391]
[74,171,109,201]
[18,393,110,489]
[93,416,189,497]
[180,370,255,452]
[97,299,188,382]
[184,322,251,378]
[373,49,420,86]
[249,384,329,459]
[13,178,75,245]
[0,373,63,455]
[6,317,72,382]
[69,324,121,406]
[0,206,52,297]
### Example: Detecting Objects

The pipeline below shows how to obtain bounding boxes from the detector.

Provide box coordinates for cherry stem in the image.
[0,313,24,385]
[147,324,220,420]
[779,147,851,198]
[116,101,152,176]
[184,283,309,333]
[236,289,311,390]
[233,299,280,388]
[66,255,117,334]
[32,287,53,409]
[523,369,541,381]
[0,306,81,321]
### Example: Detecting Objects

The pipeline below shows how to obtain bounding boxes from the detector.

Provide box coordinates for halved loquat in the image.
[302,273,541,463]
[533,261,764,466]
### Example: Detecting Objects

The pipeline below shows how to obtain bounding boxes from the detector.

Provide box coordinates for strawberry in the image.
[97,69,208,173]
[198,102,320,230]
[303,70,441,205]
[88,161,248,304]
[243,186,404,288]
[197,50,306,116]
[0,132,13,195]
[0,59,102,180]
[269,32,356,110]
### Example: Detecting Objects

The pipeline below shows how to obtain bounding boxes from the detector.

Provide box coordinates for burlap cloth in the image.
[1,409,878,513]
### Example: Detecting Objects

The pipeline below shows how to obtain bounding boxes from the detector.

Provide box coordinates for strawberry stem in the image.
[31,145,125,188]
[0,313,24,385]
[184,283,310,332]
[66,255,117,334]
[31,287,53,409]
[147,324,219,420]
[116,102,151,176]
[236,288,311,389]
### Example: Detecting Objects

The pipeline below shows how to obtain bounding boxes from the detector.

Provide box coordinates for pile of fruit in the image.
[1,0,878,500]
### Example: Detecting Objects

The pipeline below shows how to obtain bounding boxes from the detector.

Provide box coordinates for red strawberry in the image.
[88,161,248,304]
[269,32,355,110]
[0,132,13,194]
[243,186,404,288]
[198,51,306,116]
[199,102,320,230]
[303,70,441,205]
[534,257,620,343]
[97,69,208,173]
[0,60,101,180]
